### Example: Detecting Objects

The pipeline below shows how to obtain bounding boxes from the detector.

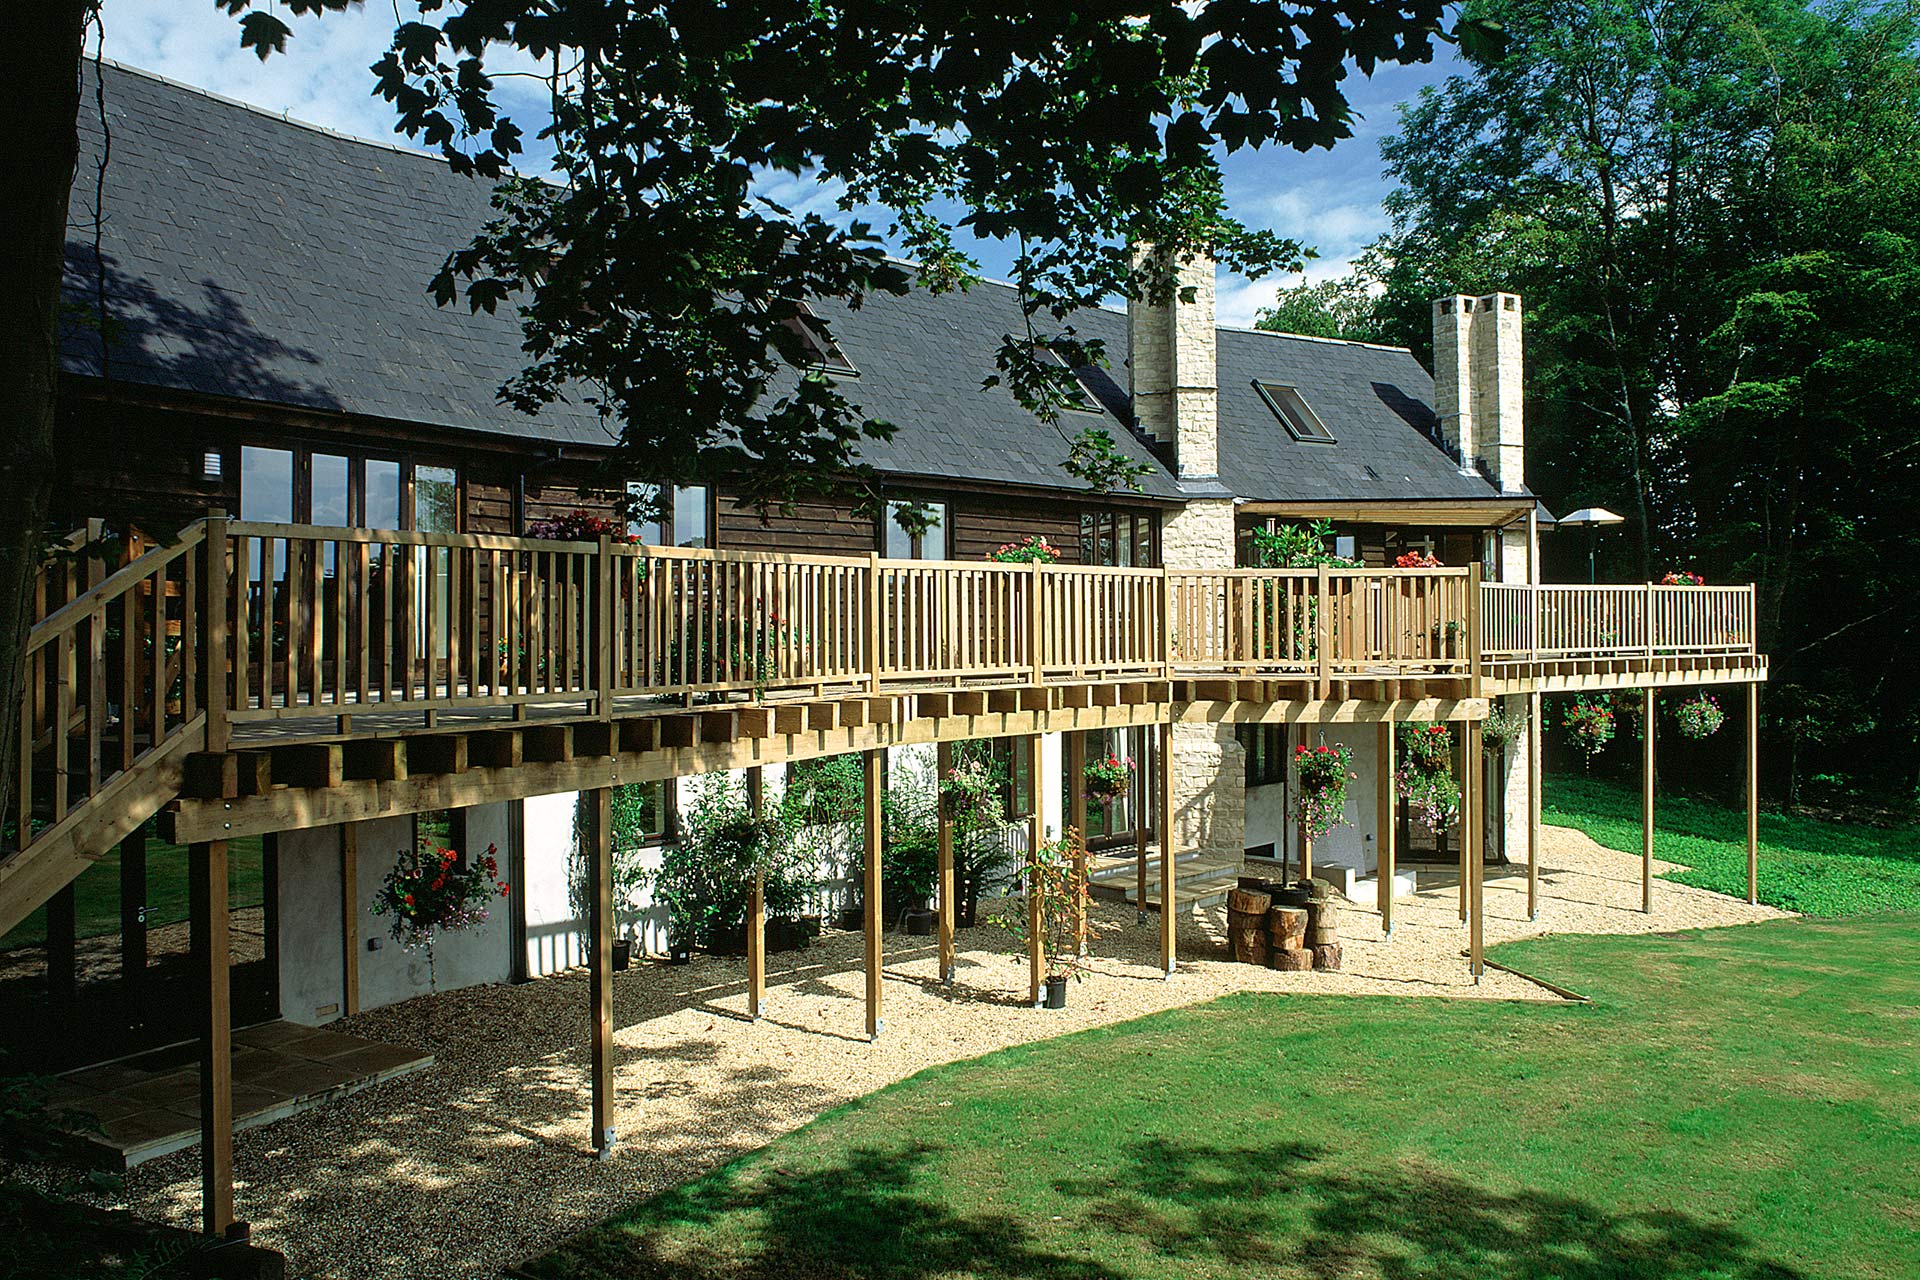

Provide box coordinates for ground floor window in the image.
[1079,510,1156,567]
[625,482,713,548]
[990,738,1035,820]
[1240,722,1289,788]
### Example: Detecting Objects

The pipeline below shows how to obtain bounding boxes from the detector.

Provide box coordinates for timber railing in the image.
[1479,582,1757,664]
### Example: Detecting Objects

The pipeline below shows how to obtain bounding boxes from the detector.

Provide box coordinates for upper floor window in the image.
[625,482,711,548]
[781,302,858,377]
[1033,344,1102,414]
[1253,381,1336,444]
[883,500,948,559]
[1080,510,1156,567]
[238,445,454,533]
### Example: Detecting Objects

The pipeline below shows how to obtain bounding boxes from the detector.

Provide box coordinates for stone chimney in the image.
[1129,246,1219,484]
[1431,292,1524,492]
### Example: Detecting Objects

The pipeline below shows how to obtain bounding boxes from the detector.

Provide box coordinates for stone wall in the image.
[1160,498,1236,571]
[1169,720,1245,856]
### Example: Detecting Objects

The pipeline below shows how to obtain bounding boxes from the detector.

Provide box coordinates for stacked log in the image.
[1304,888,1342,971]
[1265,906,1309,969]
[1226,888,1272,965]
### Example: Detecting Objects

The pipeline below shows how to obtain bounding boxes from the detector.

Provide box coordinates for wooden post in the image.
[339,822,360,1016]
[747,766,766,1019]
[1029,561,1045,687]
[1376,720,1395,937]
[935,740,956,983]
[1133,741,1149,924]
[1457,723,1473,925]
[867,553,883,693]
[46,884,76,1004]
[585,786,615,1157]
[1066,731,1088,956]
[205,511,230,754]
[1642,687,1655,914]
[1467,720,1485,978]
[1025,734,1044,1005]
[1314,563,1331,698]
[596,534,614,720]
[1157,719,1175,977]
[1527,692,1543,921]
[1745,682,1760,906]
[120,825,148,1017]
[863,749,883,1039]
[189,840,234,1237]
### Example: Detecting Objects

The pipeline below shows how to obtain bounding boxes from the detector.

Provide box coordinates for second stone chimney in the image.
[1432,292,1525,492]
[1129,246,1219,483]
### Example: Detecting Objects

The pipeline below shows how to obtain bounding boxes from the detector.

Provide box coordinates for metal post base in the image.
[595,1129,618,1161]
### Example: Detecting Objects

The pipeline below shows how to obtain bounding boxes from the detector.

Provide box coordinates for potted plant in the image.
[1083,752,1135,810]
[1660,570,1707,586]
[650,773,808,956]
[1292,742,1355,839]
[995,831,1096,1009]
[1675,693,1726,739]
[1394,549,1442,568]
[612,936,633,971]
[1481,702,1527,756]
[371,838,508,1012]
[940,745,1016,927]
[1396,724,1460,839]
[986,535,1061,564]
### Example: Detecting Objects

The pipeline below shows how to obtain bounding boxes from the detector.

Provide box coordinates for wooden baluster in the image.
[149,562,166,746]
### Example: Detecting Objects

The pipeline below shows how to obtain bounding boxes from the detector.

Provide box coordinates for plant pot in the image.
[665,942,692,965]
[612,938,633,972]
[836,905,865,933]
[905,909,935,937]
[1044,975,1068,1009]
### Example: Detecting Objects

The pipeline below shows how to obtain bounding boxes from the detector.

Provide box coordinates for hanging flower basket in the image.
[1084,753,1135,802]
[1396,724,1458,835]
[1675,694,1726,740]
[941,755,1000,820]
[986,536,1061,564]
[1481,702,1527,753]
[1562,699,1616,759]
[1660,570,1707,586]
[1291,743,1354,839]
[372,839,507,951]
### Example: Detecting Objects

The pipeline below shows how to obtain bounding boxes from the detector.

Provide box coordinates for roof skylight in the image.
[782,302,859,377]
[1254,381,1335,444]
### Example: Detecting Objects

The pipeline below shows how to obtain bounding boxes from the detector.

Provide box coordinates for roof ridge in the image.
[93,58,452,167]
[1215,323,1413,354]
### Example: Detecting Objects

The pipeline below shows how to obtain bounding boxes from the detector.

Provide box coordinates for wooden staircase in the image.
[0,523,212,935]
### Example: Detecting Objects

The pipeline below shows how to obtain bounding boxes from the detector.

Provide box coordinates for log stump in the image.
[1269,946,1313,972]
[1226,889,1272,965]
[1304,897,1340,947]
[1312,942,1343,972]
[1266,907,1307,951]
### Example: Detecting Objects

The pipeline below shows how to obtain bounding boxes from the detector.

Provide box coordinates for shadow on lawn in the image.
[522,1136,1803,1280]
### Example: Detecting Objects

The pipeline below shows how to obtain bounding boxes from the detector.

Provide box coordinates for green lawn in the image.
[1545,773,1920,916]
[526,915,1920,1280]
[0,833,266,951]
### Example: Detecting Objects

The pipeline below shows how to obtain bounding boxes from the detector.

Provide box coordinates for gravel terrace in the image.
[65,826,1786,1279]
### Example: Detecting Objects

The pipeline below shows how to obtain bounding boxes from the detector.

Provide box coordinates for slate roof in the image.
[60,61,1488,507]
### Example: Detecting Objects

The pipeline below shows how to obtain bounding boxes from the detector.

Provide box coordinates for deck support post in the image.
[935,741,956,984]
[1745,683,1760,905]
[46,883,76,1004]
[1457,726,1471,925]
[1157,720,1175,977]
[1067,731,1088,956]
[747,766,766,1019]
[120,824,148,1018]
[1528,692,1543,921]
[864,749,884,1039]
[1642,688,1656,914]
[1376,721,1395,937]
[340,822,360,1016]
[1134,734,1149,924]
[1026,735,1044,1006]
[189,840,235,1238]
[1467,721,1485,979]
[585,786,615,1157]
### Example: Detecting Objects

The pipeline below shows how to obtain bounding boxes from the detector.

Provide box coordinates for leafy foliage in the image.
[654,773,809,949]
[1396,723,1458,834]
[1292,741,1354,839]
[985,536,1061,565]
[371,838,506,950]
[994,830,1097,981]
[1248,519,1363,569]
[217,0,1488,512]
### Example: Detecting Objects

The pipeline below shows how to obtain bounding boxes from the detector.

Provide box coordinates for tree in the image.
[1254,274,1389,342]
[1352,0,1920,801]
[1,0,1496,837]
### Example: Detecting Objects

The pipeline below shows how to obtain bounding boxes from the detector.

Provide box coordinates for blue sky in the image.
[97,1,1459,327]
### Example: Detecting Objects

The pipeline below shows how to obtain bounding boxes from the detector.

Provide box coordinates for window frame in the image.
[1253,380,1337,444]
[880,498,950,560]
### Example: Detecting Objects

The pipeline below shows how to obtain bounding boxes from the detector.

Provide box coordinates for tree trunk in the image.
[0,3,88,841]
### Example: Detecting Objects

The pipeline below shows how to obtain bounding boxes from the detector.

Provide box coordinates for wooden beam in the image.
[406,735,467,777]
[617,718,658,754]
[469,730,522,770]
[804,701,839,733]
[1467,720,1484,978]
[736,707,774,738]
[343,739,407,783]
[1377,721,1394,938]
[573,721,616,759]
[524,724,574,763]
[863,749,883,1040]
[1157,720,1176,976]
[1135,730,1149,924]
[1067,730,1088,956]
[952,690,988,716]
[918,691,952,720]
[1643,687,1656,914]
[1528,692,1543,921]
[988,689,1021,715]
[584,786,615,1157]
[1018,687,1049,713]
[772,706,807,737]
[184,753,241,800]
[1746,683,1760,906]
[189,840,234,1237]
[233,752,273,797]
[340,823,360,1016]
[747,766,766,1020]
[274,744,342,790]
[935,740,956,984]
[699,711,738,744]
[46,884,76,1004]
[120,825,147,1014]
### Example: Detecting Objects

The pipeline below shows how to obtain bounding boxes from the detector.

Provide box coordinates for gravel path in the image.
[78,825,1786,1278]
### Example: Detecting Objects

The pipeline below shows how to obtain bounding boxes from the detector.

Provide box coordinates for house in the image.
[5,61,1766,1235]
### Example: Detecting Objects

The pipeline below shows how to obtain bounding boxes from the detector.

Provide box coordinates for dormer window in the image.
[1253,381,1335,444]
[780,302,858,377]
